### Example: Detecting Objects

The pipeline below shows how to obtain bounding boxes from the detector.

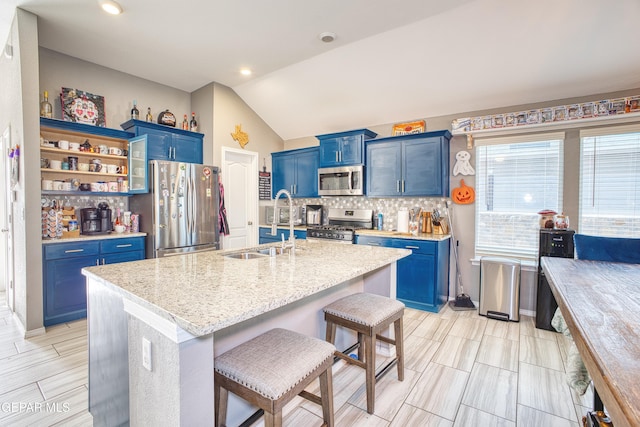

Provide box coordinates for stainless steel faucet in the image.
[271,189,295,253]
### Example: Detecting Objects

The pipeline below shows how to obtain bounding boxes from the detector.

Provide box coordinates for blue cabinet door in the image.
[43,237,145,326]
[365,131,450,197]
[294,149,319,198]
[403,138,442,196]
[319,136,363,167]
[396,253,436,305]
[355,235,449,313]
[319,139,341,167]
[173,134,203,163]
[272,148,318,198]
[339,136,364,165]
[366,142,402,196]
[44,255,96,326]
[259,227,306,244]
[272,153,295,197]
[143,127,173,161]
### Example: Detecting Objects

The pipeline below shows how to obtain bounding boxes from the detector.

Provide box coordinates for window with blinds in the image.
[579,125,640,237]
[475,133,564,260]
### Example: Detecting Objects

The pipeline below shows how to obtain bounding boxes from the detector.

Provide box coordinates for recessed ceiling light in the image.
[99,0,123,15]
[240,68,252,76]
[318,32,336,43]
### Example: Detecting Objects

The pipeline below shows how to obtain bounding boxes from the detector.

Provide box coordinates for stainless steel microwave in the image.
[318,165,364,196]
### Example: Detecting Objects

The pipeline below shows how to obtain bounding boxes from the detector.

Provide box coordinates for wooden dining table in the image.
[541,257,640,427]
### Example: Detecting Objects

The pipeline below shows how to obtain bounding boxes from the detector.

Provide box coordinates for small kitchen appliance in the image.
[317,165,364,196]
[535,228,574,330]
[306,208,372,243]
[80,206,112,235]
[265,205,302,225]
[306,205,323,226]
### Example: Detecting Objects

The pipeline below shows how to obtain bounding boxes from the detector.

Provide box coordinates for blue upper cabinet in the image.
[271,147,319,198]
[317,129,377,167]
[121,119,203,164]
[365,130,451,197]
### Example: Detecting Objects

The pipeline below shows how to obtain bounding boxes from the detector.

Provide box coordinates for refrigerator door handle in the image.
[190,174,197,235]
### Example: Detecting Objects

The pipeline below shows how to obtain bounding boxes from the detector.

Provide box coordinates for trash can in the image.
[479,256,521,322]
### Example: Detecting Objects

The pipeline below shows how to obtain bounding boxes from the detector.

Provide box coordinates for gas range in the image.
[306,208,373,243]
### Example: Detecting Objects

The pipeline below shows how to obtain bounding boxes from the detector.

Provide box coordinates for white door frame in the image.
[221,146,259,249]
[1,125,15,311]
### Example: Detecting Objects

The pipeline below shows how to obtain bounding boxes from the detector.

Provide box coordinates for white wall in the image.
[0,9,43,331]
[211,83,283,172]
[39,48,192,131]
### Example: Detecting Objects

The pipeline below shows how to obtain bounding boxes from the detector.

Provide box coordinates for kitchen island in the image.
[82,239,410,426]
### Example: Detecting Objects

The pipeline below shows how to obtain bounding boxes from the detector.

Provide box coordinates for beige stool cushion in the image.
[214,328,335,400]
[323,293,405,327]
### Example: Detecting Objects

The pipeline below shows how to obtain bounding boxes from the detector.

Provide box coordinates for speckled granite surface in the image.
[355,229,451,241]
[83,239,410,337]
[42,232,147,244]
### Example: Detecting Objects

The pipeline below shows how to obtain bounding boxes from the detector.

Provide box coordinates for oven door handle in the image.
[348,171,353,191]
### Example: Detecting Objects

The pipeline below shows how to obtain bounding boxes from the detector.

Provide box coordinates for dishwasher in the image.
[479,256,521,322]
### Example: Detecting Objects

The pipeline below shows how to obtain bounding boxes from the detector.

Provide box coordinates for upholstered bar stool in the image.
[323,292,405,414]
[214,328,335,427]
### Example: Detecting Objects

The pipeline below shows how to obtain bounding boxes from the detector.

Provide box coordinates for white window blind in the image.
[475,133,564,260]
[579,125,640,237]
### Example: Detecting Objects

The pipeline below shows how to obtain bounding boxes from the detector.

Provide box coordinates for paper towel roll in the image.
[397,209,409,233]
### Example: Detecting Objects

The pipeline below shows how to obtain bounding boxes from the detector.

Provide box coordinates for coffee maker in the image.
[306,205,323,226]
[80,206,112,235]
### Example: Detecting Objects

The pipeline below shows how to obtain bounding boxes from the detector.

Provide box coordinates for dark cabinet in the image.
[365,130,451,197]
[356,235,450,313]
[271,147,319,198]
[259,227,307,244]
[121,119,203,164]
[42,237,145,326]
[317,129,376,167]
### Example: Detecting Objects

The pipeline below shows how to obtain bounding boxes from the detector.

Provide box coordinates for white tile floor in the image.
[0,291,592,426]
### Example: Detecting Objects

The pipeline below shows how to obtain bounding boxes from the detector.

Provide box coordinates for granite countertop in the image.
[261,224,451,241]
[259,224,308,231]
[355,229,451,241]
[82,239,410,337]
[42,232,147,244]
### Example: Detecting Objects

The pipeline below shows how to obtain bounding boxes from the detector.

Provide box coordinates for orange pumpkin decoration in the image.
[452,179,475,204]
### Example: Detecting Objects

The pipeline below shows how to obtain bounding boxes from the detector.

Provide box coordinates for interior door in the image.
[222,147,258,250]
[1,126,14,311]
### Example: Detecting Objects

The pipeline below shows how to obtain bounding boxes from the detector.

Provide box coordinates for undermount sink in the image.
[225,252,268,260]
[225,246,300,259]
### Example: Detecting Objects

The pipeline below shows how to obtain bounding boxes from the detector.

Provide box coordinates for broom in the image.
[445,201,476,310]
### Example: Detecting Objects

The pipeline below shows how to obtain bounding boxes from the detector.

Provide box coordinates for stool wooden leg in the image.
[357,332,364,361]
[364,333,376,414]
[319,367,335,427]
[214,384,228,427]
[326,321,336,344]
[394,317,404,381]
[264,411,283,427]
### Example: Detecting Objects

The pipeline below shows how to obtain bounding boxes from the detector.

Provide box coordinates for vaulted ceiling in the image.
[2,0,640,140]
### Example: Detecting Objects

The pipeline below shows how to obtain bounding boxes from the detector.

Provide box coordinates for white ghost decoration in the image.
[453,150,475,176]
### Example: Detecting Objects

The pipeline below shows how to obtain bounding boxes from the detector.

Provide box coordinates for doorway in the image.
[1,126,15,311]
[221,147,258,250]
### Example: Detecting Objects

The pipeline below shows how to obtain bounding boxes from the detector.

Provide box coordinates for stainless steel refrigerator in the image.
[130,160,220,258]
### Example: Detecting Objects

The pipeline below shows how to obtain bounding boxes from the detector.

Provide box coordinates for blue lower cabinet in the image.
[356,235,450,312]
[259,227,306,244]
[42,237,145,326]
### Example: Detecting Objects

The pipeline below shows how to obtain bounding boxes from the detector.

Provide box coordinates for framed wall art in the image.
[60,87,106,127]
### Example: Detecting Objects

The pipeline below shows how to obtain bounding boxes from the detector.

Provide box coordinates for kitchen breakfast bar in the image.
[82,239,410,426]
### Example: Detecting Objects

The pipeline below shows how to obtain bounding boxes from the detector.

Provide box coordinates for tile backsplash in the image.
[284,196,450,230]
[42,194,129,213]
